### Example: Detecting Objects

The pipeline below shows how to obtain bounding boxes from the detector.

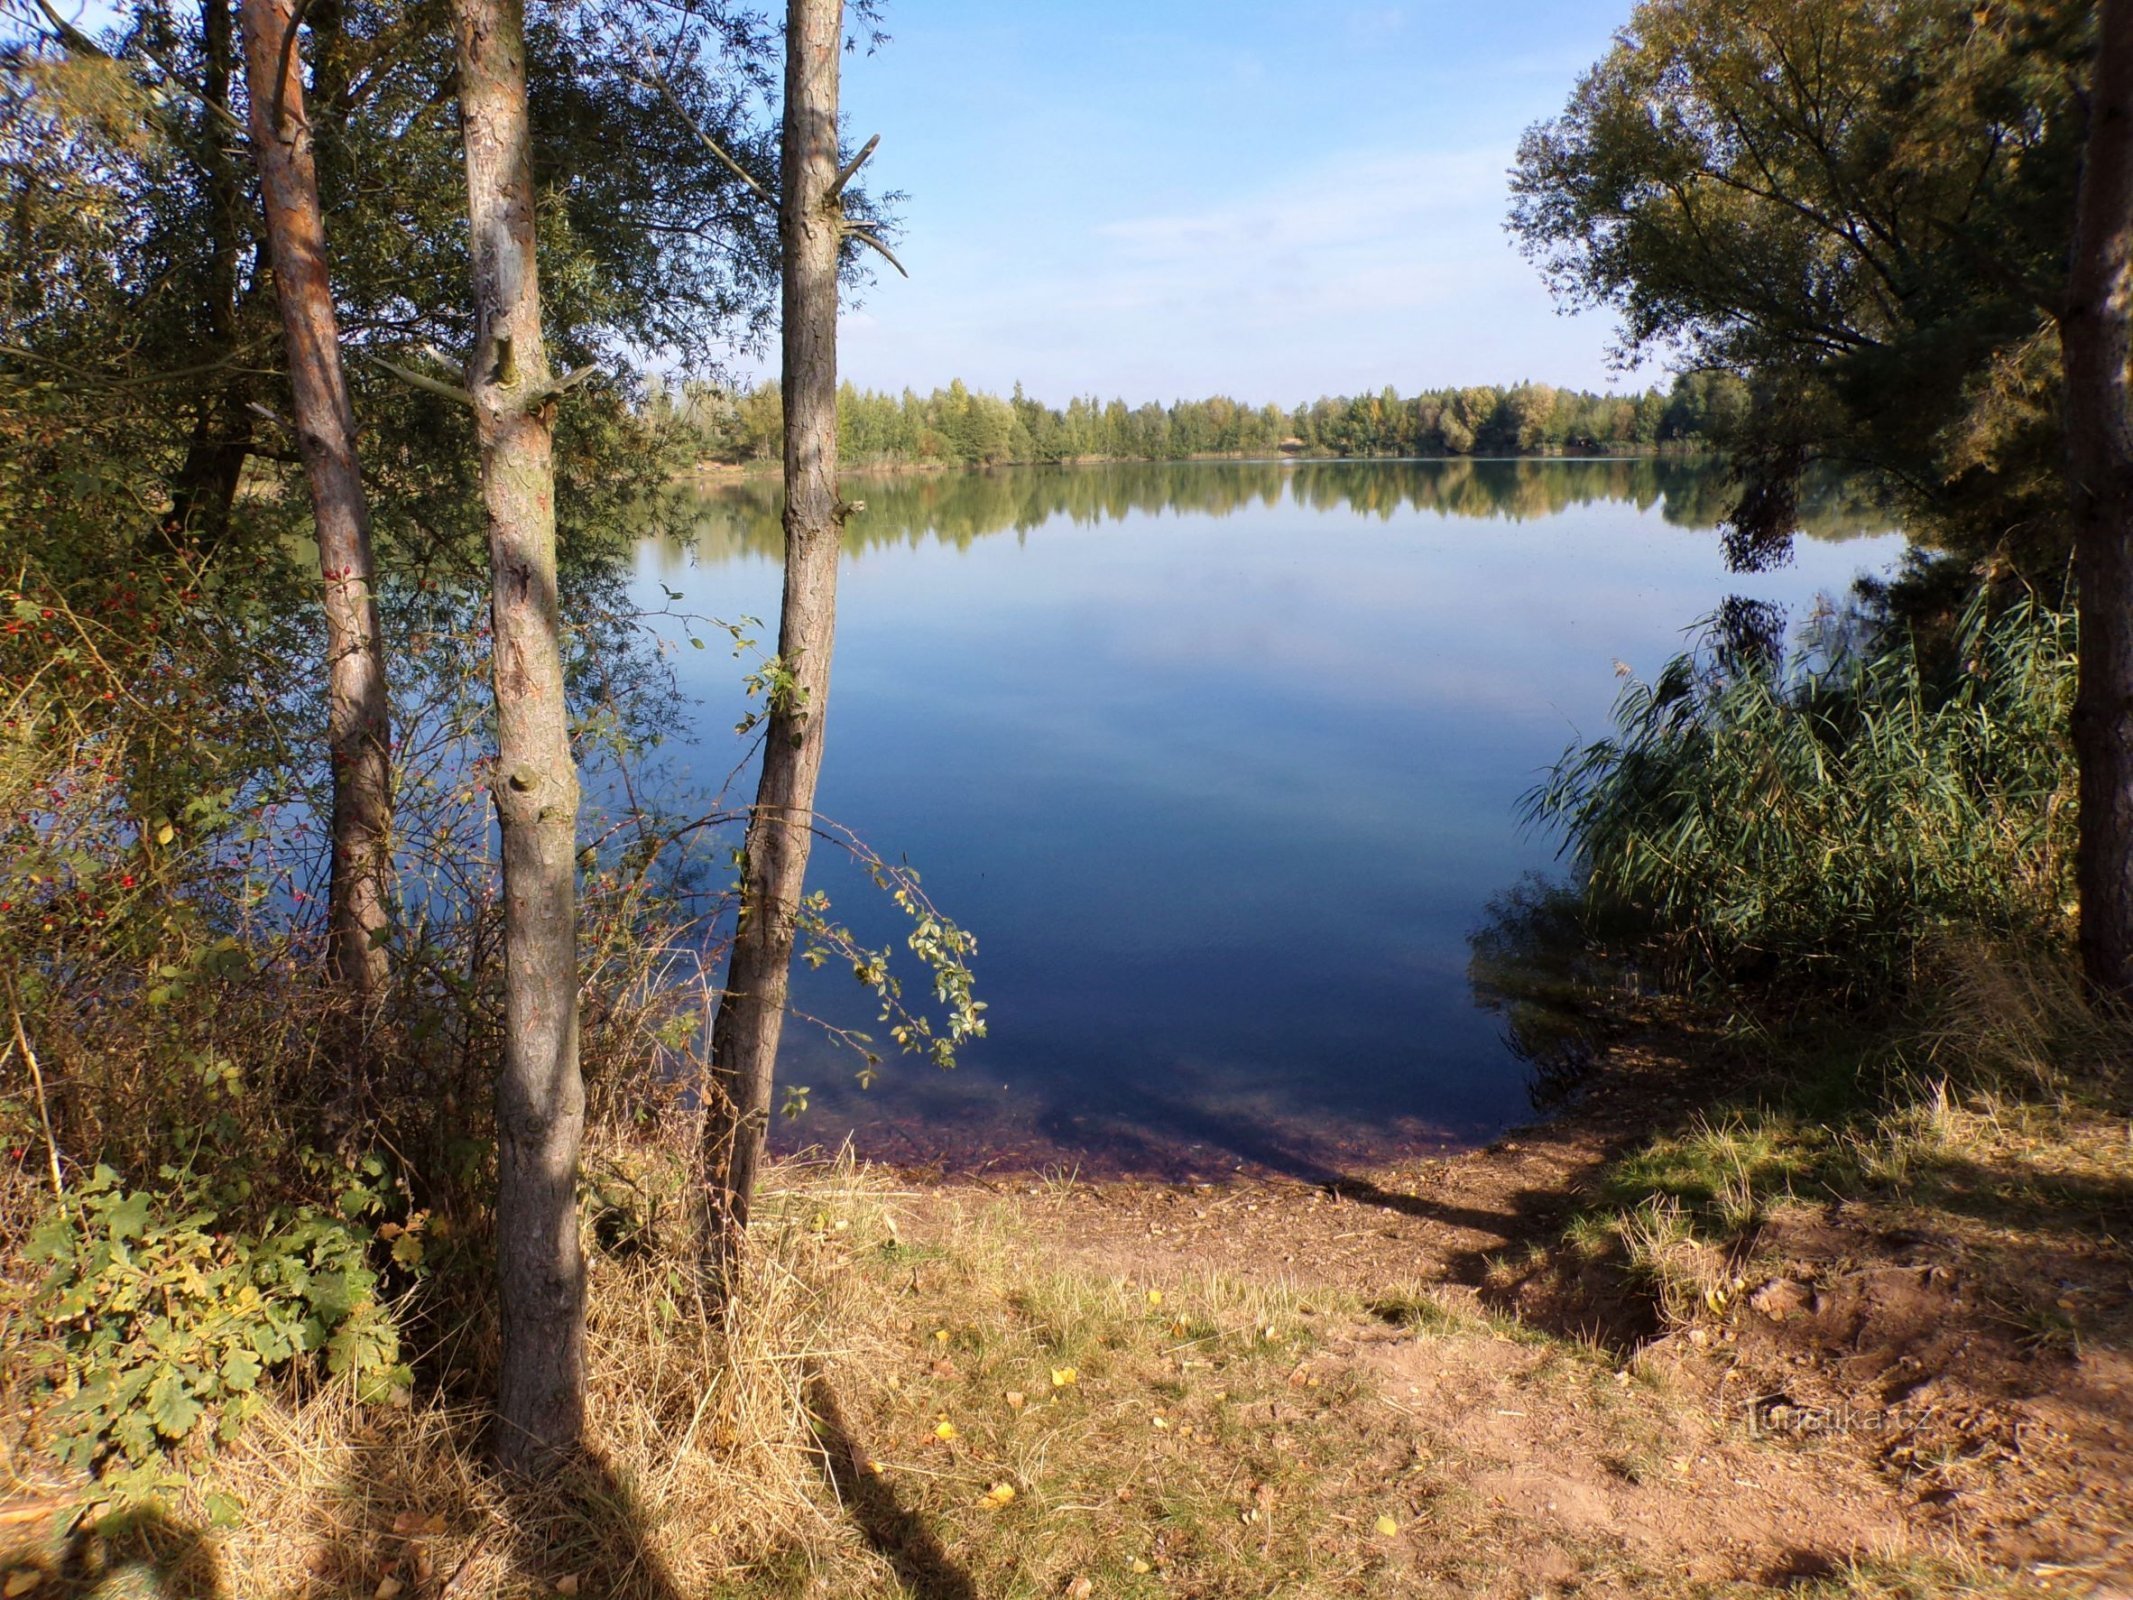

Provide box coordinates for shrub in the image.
[16,1160,414,1509]
[1531,594,2074,998]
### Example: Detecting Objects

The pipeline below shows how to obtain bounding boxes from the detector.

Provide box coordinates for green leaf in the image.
[144,1367,202,1441]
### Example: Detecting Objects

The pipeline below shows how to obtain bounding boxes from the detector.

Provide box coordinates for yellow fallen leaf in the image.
[935,1421,959,1441]
[1375,1514,1399,1537]
[373,1580,404,1600]
[864,1458,884,1476]
[1151,1415,1169,1430]
[1131,1558,1152,1574]
[933,1329,950,1344]
[1050,1366,1078,1387]
[983,1482,1016,1508]
[1147,1289,1163,1306]
[5,1572,44,1599]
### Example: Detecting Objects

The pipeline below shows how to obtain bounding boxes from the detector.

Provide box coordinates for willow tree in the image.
[237,0,393,1016]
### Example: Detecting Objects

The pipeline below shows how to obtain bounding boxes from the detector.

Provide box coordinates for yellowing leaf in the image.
[155,822,175,846]
[5,1571,45,1598]
[1375,1514,1399,1537]
[934,1421,959,1441]
[983,1482,1016,1508]
[933,1328,950,1344]
[1146,1289,1163,1306]
[1131,1558,1151,1574]
[1050,1366,1078,1388]
[373,1580,404,1600]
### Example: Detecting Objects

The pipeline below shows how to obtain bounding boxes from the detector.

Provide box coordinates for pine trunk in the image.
[451,0,586,1470]
[2065,0,2133,1000]
[238,0,394,1016]
[702,0,848,1297]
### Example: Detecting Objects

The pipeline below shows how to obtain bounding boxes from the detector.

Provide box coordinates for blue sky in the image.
[828,1,1641,407]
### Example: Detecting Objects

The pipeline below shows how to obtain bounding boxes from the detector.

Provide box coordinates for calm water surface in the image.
[634,460,1903,1178]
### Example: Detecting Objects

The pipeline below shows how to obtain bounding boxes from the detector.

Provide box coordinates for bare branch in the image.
[843,225,907,278]
[826,132,878,200]
[365,351,474,408]
[528,364,601,407]
[635,52,776,212]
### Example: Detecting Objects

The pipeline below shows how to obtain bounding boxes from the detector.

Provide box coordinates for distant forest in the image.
[652,370,1750,468]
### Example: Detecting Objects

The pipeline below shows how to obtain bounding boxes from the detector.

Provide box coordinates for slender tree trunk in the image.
[159,0,252,556]
[2065,0,2133,1001]
[452,0,586,1470]
[702,0,849,1298]
[238,0,394,1016]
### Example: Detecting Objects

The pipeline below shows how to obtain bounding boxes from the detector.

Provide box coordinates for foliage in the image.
[1509,0,2091,573]
[656,371,1747,468]
[1531,594,2076,997]
[18,1160,413,1505]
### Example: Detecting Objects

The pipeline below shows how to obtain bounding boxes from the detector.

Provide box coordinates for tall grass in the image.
[1531,594,2075,999]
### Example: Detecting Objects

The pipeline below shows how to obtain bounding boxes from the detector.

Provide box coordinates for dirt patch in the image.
[891,1031,2133,1596]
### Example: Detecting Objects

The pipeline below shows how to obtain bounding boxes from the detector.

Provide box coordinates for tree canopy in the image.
[1509,0,2091,575]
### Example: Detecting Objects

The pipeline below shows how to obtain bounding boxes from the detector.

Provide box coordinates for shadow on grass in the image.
[0,1508,222,1600]
[805,1376,977,1600]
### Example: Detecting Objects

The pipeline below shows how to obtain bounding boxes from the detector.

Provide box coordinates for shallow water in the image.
[634,459,1904,1179]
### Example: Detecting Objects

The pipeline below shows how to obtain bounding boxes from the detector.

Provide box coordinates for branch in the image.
[843,226,906,278]
[826,132,878,200]
[635,53,777,212]
[527,364,601,407]
[269,0,320,137]
[28,0,249,138]
[365,351,473,408]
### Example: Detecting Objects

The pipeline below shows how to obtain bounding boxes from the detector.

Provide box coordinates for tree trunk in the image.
[2065,0,2133,1001]
[159,0,252,556]
[451,0,586,1470]
[238,0,394,1017]
[702,0,849,1299]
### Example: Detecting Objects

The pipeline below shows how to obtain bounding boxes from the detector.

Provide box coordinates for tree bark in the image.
[238,0,394,1016]
[2065,0,2133,1000]
[451,0,586,1470]
[702,0,849,1299]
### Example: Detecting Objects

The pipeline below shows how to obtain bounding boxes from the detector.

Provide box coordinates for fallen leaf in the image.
[555,1577,581,1597]
[5,1572,44,1598]
[933,1329,950,1344]
[1375,1514,1399,1537]
[391,1511,447,1538]
[374,1580,404,1600]
[930,1357,956,1378]
[1005,1390,1027,1410]
[935,1420,959,1441]
[1131,1558,1151,1574]
[1151,1415,1169,1430]
[1050,1367,1078,1388]
[1065,1578,1093,1599]
[1147,1290,1163,1306]
[983,1482,1016,1508]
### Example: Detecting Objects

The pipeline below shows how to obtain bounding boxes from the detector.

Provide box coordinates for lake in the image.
[633,459,1904,1180]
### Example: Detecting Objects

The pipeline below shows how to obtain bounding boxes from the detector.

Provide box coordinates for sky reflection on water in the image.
[634,460,1904,1179]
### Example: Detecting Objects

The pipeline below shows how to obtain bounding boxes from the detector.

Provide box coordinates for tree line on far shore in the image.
[653,369,1749,468]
